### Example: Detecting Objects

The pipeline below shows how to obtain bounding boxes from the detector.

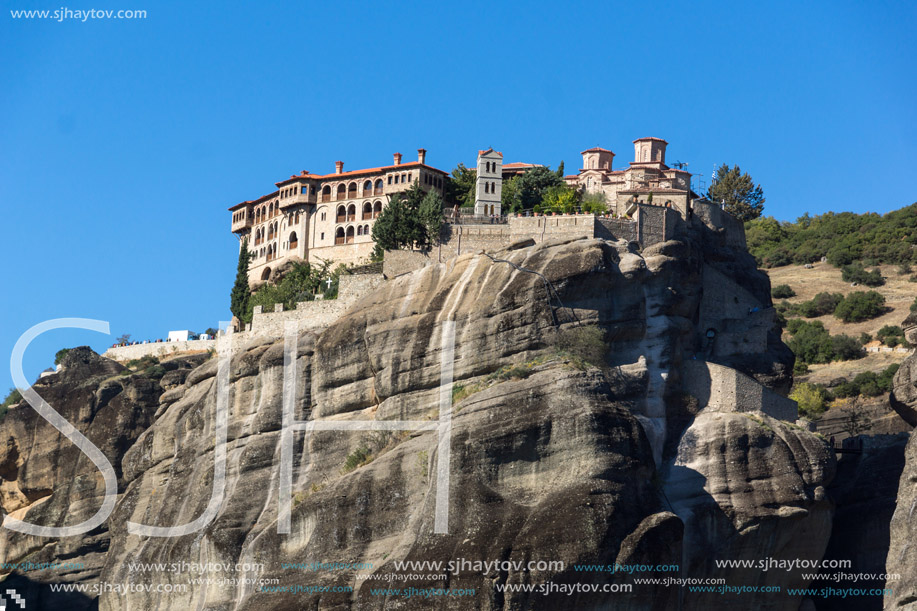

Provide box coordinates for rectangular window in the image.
[388,176,392,184]
[301,186,306,194]
[321,232,325,240]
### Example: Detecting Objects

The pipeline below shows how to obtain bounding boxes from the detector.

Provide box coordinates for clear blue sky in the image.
[1,0,915,393]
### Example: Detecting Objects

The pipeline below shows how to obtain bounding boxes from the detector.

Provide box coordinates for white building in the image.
[168,330,192,342]
[475,148,503,216]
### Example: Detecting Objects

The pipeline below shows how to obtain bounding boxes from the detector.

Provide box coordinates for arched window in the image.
[374,179,383,194]
[348,182,357,198]
[347,204,356,221]
[491,181,496,192]
[345,225,355,244]
[261,267,271,281]
[357,225,363,236]
[485,182,489,194]
[373,200,382,218]
[322,185,332,202]
[336,184,346,200]
[363,180,372,195]
[363,224,370,236]
[289,231,298,249]
[362,202,372,220]
[335,227,345,244]
[337,205,346,223]
[294,211,300,224]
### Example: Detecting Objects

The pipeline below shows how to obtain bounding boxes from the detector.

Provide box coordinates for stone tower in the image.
[475,148,503,216]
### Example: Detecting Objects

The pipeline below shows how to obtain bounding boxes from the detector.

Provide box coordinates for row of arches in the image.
[483,161,498,173]
[252,230,299,259]
[255,201,280,224]
[483,181,497,194]
[322,179,385,202]
[334,225,371,245]
[254,221,279,246]
[336,201,382,223]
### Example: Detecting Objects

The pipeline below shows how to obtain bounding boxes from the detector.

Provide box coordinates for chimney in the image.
[335,161,343,174]
[417,148,427,164]
[393,152,402,166]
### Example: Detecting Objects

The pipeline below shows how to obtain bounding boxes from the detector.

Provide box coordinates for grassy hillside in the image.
[747,203,917,268]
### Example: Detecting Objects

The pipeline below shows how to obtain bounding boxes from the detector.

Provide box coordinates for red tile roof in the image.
[478,148,503,157]
[273,161,448,186]
[632,137,668,144]
[502,162,541,169]
[580,147,614,154]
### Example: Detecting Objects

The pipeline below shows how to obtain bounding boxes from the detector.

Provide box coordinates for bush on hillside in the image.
[833,365,900,398]
[771,284,796,299]
[833,291,886,323]
[841,263,885,287]
[831,334,864,361]
[877,325,910,348]
[785,319,864,364]
[745,205,917,270]
[794,292,844,318]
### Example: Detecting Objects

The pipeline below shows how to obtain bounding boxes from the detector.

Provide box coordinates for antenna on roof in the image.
[672,161,689,170]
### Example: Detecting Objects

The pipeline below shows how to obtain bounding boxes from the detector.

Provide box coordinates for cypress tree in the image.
[230,239,252,323]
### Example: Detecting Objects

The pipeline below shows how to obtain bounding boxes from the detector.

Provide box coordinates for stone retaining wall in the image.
[103,339,216,362]
[684,359,798,422]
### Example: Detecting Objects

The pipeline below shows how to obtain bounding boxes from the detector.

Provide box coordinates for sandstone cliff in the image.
[0,216,839,610]
[885,319,917,610]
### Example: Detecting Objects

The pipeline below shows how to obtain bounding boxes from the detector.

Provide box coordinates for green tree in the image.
[771,284,796,299]
[790,383,828,419]
[371,194,409,257]
[501,176,520,213]
[542,184,580,213]
[841,263,885,287]
[833,291,886,323]
[516,166,564,211]
[786,319,835,364]
[581,191,608,215]
[555,161,565,179]
[445,164,476,208]
[418,190,445,247]
[54,348,71,365]
[370,181,434,257]
[230,239,252,322]
[707,163,765,221]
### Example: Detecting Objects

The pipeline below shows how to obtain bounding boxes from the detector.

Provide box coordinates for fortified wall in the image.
[244,273,384,338]
[103,274,384,362]
[386,204,687,277]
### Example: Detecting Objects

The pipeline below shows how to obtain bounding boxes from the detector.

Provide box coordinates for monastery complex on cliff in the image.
[229,137,700,285]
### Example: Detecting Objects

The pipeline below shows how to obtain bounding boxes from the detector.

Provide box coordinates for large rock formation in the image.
[886,334,917,610]
[0,215,836,610]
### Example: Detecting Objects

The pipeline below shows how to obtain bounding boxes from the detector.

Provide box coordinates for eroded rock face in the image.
[0,224,830,610]
[0,348,163,608]
[886,351,917,610]
[666,411,835,611]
